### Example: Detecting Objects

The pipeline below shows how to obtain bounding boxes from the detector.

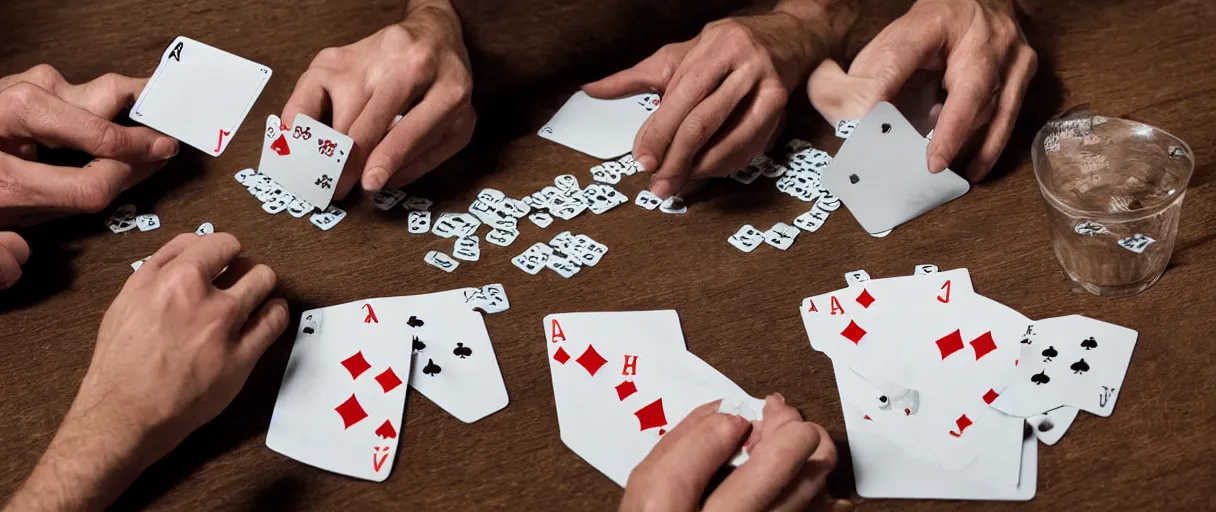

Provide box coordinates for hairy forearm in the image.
[5,407,161,512]
[775,0,858,49]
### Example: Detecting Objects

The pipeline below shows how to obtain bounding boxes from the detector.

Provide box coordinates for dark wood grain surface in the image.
[2,0,1214,510]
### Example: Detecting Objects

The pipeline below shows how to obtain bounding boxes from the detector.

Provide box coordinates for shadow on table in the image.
[0,149,206,313]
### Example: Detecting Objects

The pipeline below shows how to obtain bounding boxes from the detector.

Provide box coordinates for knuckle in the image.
[3,82,42,111]
[90,121,125,155]
[703,413,744,441]
[69,180,115,213]
[164,264,207,296]
[25,64,65,89]
[681,115,712,144]
[404,50,439,79]
[312,47,343,66]
[378,23,414,48]
[1024,47,1040,75]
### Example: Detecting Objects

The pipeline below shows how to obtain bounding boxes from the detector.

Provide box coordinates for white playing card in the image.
[991,315,1137,418]
[538,91,659,159]
[844,269,870,286]
[485,228,519,247]
[914,264,939,275]
[266,299,411,482]
[1026,406,1079,445]
[309,206,347,231]
[634,190,662,210]
[258,114,353,211]
[130,36,271,157]
[452,235,481,262]
[545,311,758,487]
[194,222,214,236]
[467,283,510,314]
[407,211,432,234]
[528,212,554,228]
[512,243,552,275]
[570,234,608,267]
[424,250,460,272]
[727,225,764,253]
[762,222,799,250]
[135,213,161,232]
[836,359,1036,501]
[405,289,509,423]
[822,102,970,234]
[546,253,582,278]
[793,207,830,232]
[372,189,407,210]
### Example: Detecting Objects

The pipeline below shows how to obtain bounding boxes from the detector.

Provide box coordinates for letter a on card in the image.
[551,319,566,343]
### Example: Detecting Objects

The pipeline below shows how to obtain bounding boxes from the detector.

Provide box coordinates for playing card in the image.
[762,222,799,250]
[544,311,758,487]
[424,250,460,272]
[266,299,411,482]
[485,228,519,247]
[634,190,662,210]
[838,359,1037,501]
[452,235,481,262]
[991,315,1138,418]
[569,234,608,267]
[512,243,552,275]
[727,225,764,253]
[130,36,271,156]
[106,204,137,234]
[822,102,970,234]
[793,207,830,232]
[373,189,407,210]
[528,212,554,228]
[194,222,214,236]
[1026,406,1079,445]
[135,213,161,232]
[309,206,347,231]
[407,211,432,234]
[257,114,353,211]
[538,91,659,159]
[405,289,509,423]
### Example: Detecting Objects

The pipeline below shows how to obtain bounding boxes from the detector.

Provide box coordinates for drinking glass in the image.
[1031,111,1194,297]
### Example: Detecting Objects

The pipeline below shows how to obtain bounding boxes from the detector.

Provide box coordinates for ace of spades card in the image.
[403,289,509,423]
[266,299,412,482]
[821,102,970,234]
[538,91,660,159]
[544,311,760,487]
[130,36,271,157]
[257,114,353,211]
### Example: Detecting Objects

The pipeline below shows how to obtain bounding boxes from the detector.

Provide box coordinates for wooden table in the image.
[2,0,1214,510]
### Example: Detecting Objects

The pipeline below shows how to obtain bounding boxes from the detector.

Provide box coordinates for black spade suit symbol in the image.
[1031,371,1051,385]
[1070,358,1090,374]
[423,358,442,376]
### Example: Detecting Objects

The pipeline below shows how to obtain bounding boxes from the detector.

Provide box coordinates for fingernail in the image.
[153,137,179,159]
[363,167,389,192]
[927,154,948,174]
[636,155,657,174]
[768,393,786,406]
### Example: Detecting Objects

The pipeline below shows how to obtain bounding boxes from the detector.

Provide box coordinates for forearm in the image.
[770,0,859,75]
[5,408,161,512]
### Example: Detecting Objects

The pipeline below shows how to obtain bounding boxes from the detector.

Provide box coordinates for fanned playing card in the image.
[257,114,352,211]
[821,102,969,233]
[544,311,759,486]
[404,289,509,423]
[266,299,412,482]
[538,91,660,159]
[130,36,271,156]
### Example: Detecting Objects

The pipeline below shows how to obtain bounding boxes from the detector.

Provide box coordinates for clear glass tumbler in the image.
[1031,111,1194,297]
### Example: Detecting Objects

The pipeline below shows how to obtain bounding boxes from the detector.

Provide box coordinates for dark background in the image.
[1,0,1214,510]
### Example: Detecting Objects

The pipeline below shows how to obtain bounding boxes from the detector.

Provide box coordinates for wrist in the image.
[405,0,462,33]
[8,409,162,511]
[769,0,858,80]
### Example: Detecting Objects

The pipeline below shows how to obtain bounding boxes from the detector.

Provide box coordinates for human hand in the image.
[0,231,30,290]
[584,8,842,199]
[8,233,287,511]
[0,65,179,227]
[808,0,1037,181]
[621,394,843,512]
[283,1,475,199]
[76,233,288,450]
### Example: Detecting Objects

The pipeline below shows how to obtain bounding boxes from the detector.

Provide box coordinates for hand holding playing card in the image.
[282,2,474,198]
[621,396,842,512]
[583,6,850,198]
[0,65,179,227]
[806,0,1037,181]
[7,233,287,511]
